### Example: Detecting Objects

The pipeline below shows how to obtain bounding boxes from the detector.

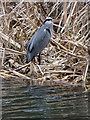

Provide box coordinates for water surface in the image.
[2,78,90,119]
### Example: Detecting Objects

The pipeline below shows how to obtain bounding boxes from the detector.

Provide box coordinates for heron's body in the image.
[25,17,53,63]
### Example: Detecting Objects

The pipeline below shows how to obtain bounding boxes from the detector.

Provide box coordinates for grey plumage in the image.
[25,17,53,63]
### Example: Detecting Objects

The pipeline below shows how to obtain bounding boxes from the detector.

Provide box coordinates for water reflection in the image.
[2,78,90,119]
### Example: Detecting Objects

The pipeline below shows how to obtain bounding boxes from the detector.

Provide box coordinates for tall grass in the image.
[0,1,89,87]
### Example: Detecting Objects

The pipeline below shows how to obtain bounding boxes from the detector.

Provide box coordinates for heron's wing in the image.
[25,35,34,51]
[32,27,51,53]
[25,25,51,54]
[25,26,43,51]
[25,26,42,52]
[25,42,29,49]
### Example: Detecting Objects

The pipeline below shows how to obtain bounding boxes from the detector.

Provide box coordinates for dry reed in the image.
[0,1,89,89]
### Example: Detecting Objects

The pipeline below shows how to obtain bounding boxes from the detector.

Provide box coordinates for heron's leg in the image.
[31,60,38,74]
[34,57,38,63]
[30,62,33,75]
[35,57,44,76]
[34,53,41,65]
[38,53,41,65]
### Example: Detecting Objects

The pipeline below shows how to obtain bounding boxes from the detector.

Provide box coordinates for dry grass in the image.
[0,1,90,88]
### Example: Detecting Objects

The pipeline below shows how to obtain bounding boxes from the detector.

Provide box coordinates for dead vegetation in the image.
[0,1,90,88]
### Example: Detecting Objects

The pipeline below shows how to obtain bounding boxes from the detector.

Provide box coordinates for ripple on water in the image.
[2,78,90,119]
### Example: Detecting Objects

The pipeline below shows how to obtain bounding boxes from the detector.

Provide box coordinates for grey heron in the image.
[25,17,53,63]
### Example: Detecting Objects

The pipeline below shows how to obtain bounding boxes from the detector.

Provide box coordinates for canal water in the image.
[2,78,90,119]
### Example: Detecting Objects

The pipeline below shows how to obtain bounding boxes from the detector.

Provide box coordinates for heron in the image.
[25,17,53,64]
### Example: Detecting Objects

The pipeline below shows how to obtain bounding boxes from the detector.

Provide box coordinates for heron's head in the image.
[43,17,53,30]
[43,17,53,24]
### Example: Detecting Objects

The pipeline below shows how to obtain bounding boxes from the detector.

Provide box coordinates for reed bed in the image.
[0,1,89,89]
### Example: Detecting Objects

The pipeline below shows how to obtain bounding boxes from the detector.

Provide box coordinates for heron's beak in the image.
[52,19,60,23]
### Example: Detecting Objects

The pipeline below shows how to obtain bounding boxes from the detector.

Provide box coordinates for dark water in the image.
[2,78,90,120]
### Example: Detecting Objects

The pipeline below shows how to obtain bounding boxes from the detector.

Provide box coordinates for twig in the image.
[0,71,15,78]
[8,0,24,17]
[9,69,30,79]
[15,62,31,71]
[34,57,44,75]
[51,39,71,52]
[83,61,89,88]
[36,64,44,76]
[0,31,21,48]
[45,70,74,74]
[48,2,59,17]
[0,47,26,55]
